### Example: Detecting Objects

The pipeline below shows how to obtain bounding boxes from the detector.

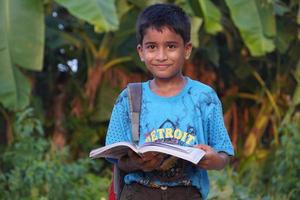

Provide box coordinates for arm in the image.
[117,150,164,173]
[195,144,230,170]
[198,91,234,170]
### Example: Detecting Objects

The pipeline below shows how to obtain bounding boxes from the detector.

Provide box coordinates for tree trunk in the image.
[51,83,67,150]
[85,59,104,111]
[71,59,104,117]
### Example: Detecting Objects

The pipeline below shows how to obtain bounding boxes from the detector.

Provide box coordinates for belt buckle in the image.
[160,186,168,190]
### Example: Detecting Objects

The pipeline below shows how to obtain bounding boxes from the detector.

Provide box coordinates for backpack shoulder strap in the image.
[127,82,142,144]
[113,82,142,200]
[113,165,124,200]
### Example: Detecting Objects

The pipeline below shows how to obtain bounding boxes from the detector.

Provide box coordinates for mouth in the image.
[152,64,171,70]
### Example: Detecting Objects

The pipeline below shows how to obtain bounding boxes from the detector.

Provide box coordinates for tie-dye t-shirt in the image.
[105,77,234,199]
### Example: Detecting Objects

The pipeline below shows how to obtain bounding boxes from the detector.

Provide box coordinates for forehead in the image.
[142,26,184,44]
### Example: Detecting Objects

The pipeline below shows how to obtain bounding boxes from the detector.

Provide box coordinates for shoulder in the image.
[186,78,219,105]
[115,81,146,105]
[114,87,129,106]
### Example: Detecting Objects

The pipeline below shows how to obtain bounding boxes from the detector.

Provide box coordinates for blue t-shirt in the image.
[106,77,234,199]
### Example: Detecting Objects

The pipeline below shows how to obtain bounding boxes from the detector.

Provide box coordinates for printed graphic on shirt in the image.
[145,127,196,145]
[144,119,197,146]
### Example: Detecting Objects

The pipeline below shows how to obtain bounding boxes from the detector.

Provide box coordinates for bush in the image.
[208,123,300,200]
[0,108,111,200]
[266,123,300,199]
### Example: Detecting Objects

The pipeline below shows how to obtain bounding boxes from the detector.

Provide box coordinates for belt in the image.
[139,183,186,191]
[147,184,169,190]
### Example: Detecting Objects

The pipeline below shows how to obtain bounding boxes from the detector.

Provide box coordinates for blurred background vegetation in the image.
[0,0,299,199]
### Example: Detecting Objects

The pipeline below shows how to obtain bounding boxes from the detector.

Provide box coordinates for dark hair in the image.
[136,3,191,44]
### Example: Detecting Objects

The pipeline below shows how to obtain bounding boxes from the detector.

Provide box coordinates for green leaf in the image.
[292,59,300,106]
[198,0,223,34]
[116,0,133,20]
[0,0,37,110]
[188,0,203,17]
[275,19,295,53]
[256,0,276,38]
[0,62,31,110]
[127,0,147,8]
[55,0,119,32]
[0,0,45,71]
[190,17,203,47]
[225,0,276,56]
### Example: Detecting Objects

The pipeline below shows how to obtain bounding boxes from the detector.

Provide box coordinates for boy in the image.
[106,3,234,200]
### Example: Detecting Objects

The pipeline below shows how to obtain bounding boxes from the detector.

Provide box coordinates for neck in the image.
[150,75,187,97]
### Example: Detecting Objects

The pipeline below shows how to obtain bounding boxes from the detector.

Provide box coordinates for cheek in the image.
[169,51,185,62]
[143,52,156,61]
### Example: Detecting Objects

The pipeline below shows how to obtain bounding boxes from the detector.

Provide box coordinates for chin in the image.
[153,73,179,80]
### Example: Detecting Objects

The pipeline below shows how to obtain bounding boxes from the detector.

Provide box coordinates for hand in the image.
[195,144,229,170]
[128,150,164,172]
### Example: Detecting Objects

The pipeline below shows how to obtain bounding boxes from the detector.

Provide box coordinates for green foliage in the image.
[54,0,119,32]
[0,0,44,110]
[225,0,276,56]
[0,108,110,200]
[267,124,300,199]
[0,66,31,111]
[208,123,300,200]
[0,0,45,71]
[196,0,223,35]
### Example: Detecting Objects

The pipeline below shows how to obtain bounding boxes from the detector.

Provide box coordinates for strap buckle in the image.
[160,186,168,190]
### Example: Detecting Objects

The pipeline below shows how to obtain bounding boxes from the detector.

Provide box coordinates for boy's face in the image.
[137,27,192,80]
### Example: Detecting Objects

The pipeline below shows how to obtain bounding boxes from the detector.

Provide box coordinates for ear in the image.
[137,44,144,62]
[184,42,193,60]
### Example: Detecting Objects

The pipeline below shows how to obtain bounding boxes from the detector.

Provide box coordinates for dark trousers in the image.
[120,183,202,200]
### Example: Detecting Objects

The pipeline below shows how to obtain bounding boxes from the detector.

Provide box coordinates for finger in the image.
[195,144,211,151]
[128,150,135,157]
[197,161,209,169]
[199,159,209,165]
[197,145,214,153]
[143,158,162,171]
[142,152,160,161]
[129,153,145,166]
[143,152,159,157]
[128,150,141,159]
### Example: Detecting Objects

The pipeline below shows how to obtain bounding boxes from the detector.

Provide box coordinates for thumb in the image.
[195,144,211,152]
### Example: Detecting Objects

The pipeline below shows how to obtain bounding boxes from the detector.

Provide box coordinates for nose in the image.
[156,47,167,61]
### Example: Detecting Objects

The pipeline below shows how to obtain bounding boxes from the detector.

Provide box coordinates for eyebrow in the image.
[144,41,179,45]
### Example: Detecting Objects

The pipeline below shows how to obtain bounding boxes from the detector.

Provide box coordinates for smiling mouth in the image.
[153,64,171,69]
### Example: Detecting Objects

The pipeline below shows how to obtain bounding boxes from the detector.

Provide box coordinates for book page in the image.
[89,142,138,159]
[138,142,205,164]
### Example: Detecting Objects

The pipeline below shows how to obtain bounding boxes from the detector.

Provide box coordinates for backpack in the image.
[108,83,142,200]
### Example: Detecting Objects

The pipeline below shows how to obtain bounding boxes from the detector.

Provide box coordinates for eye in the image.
[167,44,177,49]
[146,44,156,49]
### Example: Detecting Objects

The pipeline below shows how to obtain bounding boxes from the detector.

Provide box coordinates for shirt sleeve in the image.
[205,91,234,156]
[105,89,132,146]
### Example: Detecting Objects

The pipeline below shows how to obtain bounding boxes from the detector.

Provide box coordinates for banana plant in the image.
[225,0,276,56]
[44,0,132,148]
[0,0,121,146]
[0,0,45,111]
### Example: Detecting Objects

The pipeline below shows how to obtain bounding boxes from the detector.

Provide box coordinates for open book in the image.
[89,142,205,165]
